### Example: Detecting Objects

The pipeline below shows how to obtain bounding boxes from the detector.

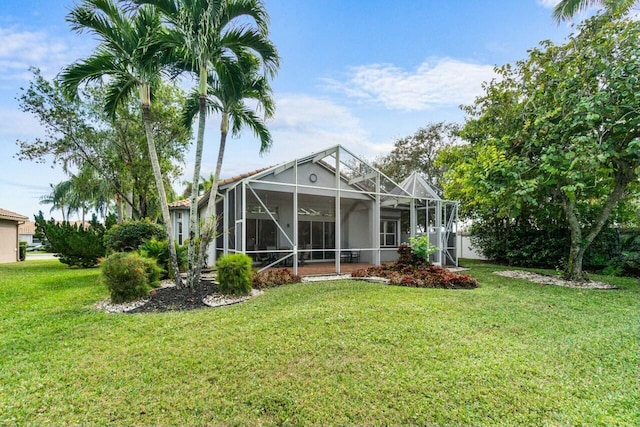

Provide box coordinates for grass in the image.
[0,259,638,426]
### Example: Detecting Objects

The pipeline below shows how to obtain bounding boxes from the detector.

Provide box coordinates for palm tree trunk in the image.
[186,66,209,289]
[140,94,182,287]
[197,112,229,279]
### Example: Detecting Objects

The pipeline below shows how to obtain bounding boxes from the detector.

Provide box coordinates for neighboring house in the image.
[170,145,459,274]
[18,221,38,246]
[0,208,29,263]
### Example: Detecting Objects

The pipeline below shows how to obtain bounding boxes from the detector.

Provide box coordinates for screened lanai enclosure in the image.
[187,145,458,275]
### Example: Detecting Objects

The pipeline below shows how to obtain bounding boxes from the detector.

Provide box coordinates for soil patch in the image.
[127,278,219,313]
[493,270,617,289]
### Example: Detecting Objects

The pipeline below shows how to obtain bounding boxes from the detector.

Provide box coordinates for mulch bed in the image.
[127,278,219,313]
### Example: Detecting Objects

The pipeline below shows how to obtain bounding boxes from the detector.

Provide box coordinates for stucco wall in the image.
[0,219,18,263]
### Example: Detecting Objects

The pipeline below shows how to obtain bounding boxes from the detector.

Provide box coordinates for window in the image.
[177,212,183,245]
[380,220,398,247]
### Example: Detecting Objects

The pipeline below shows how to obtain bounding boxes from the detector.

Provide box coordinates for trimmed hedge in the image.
[216,253,253,295]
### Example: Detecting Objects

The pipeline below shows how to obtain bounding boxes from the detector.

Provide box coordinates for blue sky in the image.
[0,0,585,220]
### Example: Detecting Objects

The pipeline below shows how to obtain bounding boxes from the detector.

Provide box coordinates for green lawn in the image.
[1,259,638,426]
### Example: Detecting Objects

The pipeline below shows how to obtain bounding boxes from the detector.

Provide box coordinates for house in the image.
[0,208,29,263]
[18,221,38,246]
[170,145,458,275]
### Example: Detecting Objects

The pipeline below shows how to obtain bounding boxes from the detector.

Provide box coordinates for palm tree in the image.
[134,0,279,287]
[184,55,275,283]
[40,181,73,222]
[59,0,182,286]
[553,0,636,21]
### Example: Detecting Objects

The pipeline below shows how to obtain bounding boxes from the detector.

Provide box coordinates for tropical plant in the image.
[59,0,182,285]
[553,0,637,21]
[192,56,276,285]
[132,0,280,288]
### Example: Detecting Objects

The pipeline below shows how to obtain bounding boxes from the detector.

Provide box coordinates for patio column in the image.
[410,198,416,239]
[374,174,381,266]
[293,160,299,276]
[223,189,229,256]
[335,148,341,274]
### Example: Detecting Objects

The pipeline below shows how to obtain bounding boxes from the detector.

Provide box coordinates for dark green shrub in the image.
[469,220,624,271]
[34,211,108,268]
[252,269,302,289]
[216,253,253,295]
[138,238,187,279]
[19,241,27,261]
[104,219,166,253]
[100,252,161,303]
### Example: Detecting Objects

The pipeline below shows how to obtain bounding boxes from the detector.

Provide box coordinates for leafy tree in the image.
[442,16,640,281]
[375,122,460,187]
[17,69,189,221]
[59,0,182,286]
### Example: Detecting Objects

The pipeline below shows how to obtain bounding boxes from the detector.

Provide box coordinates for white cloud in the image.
[324,57,496,112]
[213,94,392,179]
[537,0,561,8]
[0,27,90,81]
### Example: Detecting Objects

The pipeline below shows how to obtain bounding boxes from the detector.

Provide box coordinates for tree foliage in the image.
[17,69,190,220]
[375,122,460,187]
[441,16,640,280]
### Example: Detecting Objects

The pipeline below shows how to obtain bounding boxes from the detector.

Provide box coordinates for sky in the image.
[0,0,588,220]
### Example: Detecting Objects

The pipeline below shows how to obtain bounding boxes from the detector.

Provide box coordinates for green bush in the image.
[216,253,253,295]
[100,252,161,303]
[138,238,187,279]
[19,241,27,261]
[34,211,108,268]
[408,235,438,261]
[469,220,624,271]
[104,219,166,253]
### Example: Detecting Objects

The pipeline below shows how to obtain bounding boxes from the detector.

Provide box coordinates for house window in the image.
[177,212,183,245]
[380,220,398,247]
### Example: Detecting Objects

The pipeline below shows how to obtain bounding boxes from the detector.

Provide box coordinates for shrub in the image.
[408,235,438,262]
[351,246,478,289]
[104,219,166,253]
[252,269,302,289]
[19,241,27,261]
[469,220,625,272]
[101,252,161,303]
[216,253,253,295]
[34,211,108,268]
[138,238,187,279]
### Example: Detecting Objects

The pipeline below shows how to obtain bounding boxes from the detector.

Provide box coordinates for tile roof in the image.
[18,221,36,234]
[0,208,29,222]
[169,166,274,209]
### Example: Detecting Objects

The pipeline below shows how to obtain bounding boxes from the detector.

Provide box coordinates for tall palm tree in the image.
[59,0,182,286]
[134,0,279,288]
[553,0,636,20]
[184,55,275,282]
